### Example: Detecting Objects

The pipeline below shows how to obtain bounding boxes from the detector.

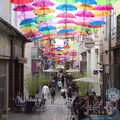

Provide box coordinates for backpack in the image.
[51,88,55,96]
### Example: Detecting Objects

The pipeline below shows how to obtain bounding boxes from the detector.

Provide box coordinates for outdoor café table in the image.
[24,98,41,113]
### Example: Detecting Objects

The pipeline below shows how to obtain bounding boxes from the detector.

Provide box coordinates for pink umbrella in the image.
[95,5,113,11]
[57,19,75,24]
[24,32,41,38]
[32,0,54,7]
[18,12,35,19]
[56,12,75,18]
[14,5,35,12]
[76,10,94,17]
[40,21,54,27]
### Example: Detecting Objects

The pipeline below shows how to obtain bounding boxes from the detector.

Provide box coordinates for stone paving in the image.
[8,95,71,120]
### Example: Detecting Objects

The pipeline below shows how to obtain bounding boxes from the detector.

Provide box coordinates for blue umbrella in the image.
[76,0,97,4]
[34,37,41,41]
[90,21,105,26]
[56,4,77,11]
[57,29,75,34]
[20,18,36,25]
[39,26,56,32]
[56,47,62,50]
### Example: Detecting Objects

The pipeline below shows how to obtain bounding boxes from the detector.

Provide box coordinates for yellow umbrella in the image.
[57,24,75,29]
[115,1,120,16]
[34,7,55,15]
[21,27,38,33]
[40,40,49,45]
[77,4,95,10]
[92,10,111,17]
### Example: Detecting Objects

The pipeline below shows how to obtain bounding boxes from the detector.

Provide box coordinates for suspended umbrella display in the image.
[92,10,111,16]
[13,5,35,12]
[77,4,95,10]
[39,26,56,32]
[95,5,114,11]
[57,19,75,24]
[57,29,75,34]
[57,24,75,29]
[20,18,36,26]
[11,0,33,4]
[90,20,106,26]
[54,0,76,4]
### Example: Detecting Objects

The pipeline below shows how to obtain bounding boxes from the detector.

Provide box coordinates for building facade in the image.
[0,18,31,119]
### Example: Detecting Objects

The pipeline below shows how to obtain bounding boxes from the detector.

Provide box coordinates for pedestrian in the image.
[50,87,56,104]
[41,84,50,105]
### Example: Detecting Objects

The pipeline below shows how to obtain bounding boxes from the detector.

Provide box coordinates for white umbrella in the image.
[66,69,80,73]
[73,77,98,83]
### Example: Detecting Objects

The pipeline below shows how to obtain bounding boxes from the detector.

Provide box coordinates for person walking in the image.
[50,87,56,104]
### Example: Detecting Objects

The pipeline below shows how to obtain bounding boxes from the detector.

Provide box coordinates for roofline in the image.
[0,17,32,42]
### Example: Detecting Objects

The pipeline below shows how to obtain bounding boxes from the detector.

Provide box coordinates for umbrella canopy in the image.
[77,4,95,10]
[76,0,97,4]
[76,22,90,27]
[11,0,33,4]
[20,23,38,28]
[58,19,75,24]
[57,29,75,34]
[36,15,55,22]
[34,8,55,15]
[41,30,56,34]
[32,0,54,7]
[18,12,36,19]
[24,32,41,38]
[39,26,56,31]
[20,18,36,25]
[56,12,75,18]
[76,10,94,17]
[55,0,76,4]
[57,24,75,29]
[56,4,77,11]
[21,27,38,33]
[95,5,114,11]
[92,10,111,16]
[90,20,105,26]
[14,5,35,12]
[40,21,54,27]
[97,0,117,5]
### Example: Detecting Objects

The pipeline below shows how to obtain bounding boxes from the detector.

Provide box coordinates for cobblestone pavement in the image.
[8,96,71,120]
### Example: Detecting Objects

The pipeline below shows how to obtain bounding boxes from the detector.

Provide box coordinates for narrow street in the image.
[8,96,70,120]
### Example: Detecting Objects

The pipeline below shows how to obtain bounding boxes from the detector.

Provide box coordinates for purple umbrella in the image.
[58,19,75,24]
[76,10,94,17]
[24,32,41,38]
[14,5,35,12]
[33,0,54,7]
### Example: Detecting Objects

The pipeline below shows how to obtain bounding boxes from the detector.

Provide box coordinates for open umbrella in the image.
[77,4,95,10]
[76,10,94,17]
[39,26,56,32]
[33,0,54,7]
[56,12,75,18]
[14,5,35,12]
[95,5,113,11]
[57,29,75,34]
[34,7,55,15]
[40,21,54,27]
[76,0,97,4]
[11,0,33,4]
[18,12,36,19]
[20,18,36,25]
[56,4,77,11]
[92,10,111,16]
[55,0,76,4]
[97,0,117,5]
[90,20,106,26]
[57,24,75,29]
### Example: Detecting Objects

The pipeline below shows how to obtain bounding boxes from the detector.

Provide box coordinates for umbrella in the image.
[56,12,75,18]
[11,0,33,4]
[76,0,97,4]
[57,24,75,29]
[55,0,76,4]
[39,26,56,31]
[77,4,95,10]
[76,22,90,27]
[95,5,113,11]
[13,5,35,12]
[97,0,117,5]
[76,10,94,17]
[33,0,54,7]
[36,15,55,22]
[20,18,36,25]
[57,29,75,34]
[21,27,38,33]
[18,12,36,19]
[34,8,55,15]
[40,21,54,27]
[41,30,56,34]
[90,21,105,26]
[56,4,77,11]
[58,19,75,24]
[20,23,38,28]
[92,10,111,16]
[24,32,41,38]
